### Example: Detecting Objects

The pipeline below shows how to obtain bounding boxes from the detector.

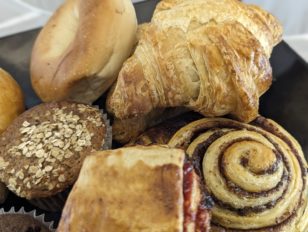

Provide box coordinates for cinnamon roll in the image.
[169,116,308,231]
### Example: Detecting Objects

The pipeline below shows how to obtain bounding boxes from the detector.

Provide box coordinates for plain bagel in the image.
[31,0,137,104]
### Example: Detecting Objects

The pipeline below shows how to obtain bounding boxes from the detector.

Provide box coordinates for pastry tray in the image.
[0,0,307,227]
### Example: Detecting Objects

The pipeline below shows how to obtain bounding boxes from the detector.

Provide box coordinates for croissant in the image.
[107,0,282,142]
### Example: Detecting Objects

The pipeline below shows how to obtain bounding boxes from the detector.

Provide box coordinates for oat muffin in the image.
[0,102,108,199]
[0,214,50,232]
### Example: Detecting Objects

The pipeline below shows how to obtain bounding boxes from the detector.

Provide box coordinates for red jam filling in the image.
[183,161,195,232]
[183,161,210,232]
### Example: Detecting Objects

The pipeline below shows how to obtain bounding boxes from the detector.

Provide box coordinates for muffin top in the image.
[0,214,50,232]
[0,102,107,199]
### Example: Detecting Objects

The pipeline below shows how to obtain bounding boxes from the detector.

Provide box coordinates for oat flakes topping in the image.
[0,157,9,170]
[1,103,105,197]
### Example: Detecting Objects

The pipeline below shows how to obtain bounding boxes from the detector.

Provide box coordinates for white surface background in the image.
[244,0,308,61]
[0,0,307,61]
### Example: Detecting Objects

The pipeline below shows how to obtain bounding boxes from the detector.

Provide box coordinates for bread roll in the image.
[0,68,24,134]
[31,0,137,104]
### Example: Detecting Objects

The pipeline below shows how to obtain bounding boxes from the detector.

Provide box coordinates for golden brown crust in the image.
[107,0,283,142]
[0,68,24,134]
[58,146,185,232]
[168,117,308,231]
[127,112,202,146]
[113,107,189,144]
[31,0,137,104]
[0,102,106,199]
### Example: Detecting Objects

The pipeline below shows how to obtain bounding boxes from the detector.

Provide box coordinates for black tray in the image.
[0,0,307,227]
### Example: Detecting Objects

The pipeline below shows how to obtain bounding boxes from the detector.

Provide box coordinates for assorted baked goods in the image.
[107,0,283,143]
[31,0,137,104]
[57,146,212,232]
[0,102,109,200]
[132,116,308,231]
[0,0,307,231]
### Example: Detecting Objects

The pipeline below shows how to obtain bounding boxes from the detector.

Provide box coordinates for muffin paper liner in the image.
[28,188,70,212]
[0,206,55,231]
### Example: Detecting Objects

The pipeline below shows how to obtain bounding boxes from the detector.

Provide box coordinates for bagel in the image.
[31,0,137,104]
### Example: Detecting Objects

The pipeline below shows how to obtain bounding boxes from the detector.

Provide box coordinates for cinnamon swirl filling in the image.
[169,117,308,231]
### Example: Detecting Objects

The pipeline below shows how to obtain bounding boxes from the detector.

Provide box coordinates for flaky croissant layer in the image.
[107,0,283,124]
